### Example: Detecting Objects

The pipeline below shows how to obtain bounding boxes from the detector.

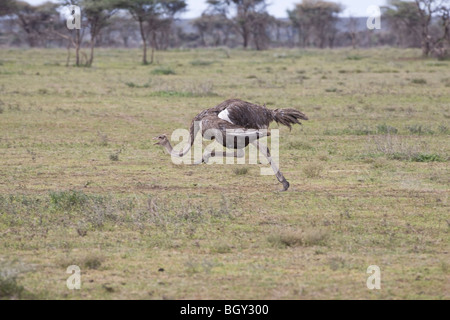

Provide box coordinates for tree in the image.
[0,0,17,16]
[117,0,186,64]
[433,3,450,58]
[57,0,86,66]
[149,0,186,51]
[83,0,118,66]
[288,0,343,49]
[250,11,273,50]
[10,1,59,47]
[385,0,422,48]
[386,0,450,56]
[346,16,359,49]
[193,13,233,47]
[206,0,272,49]
[414,0,449,56]
[108,14,139,47]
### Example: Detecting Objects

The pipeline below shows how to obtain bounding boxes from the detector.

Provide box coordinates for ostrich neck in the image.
[162,141,174,155]
[163,140,192,158]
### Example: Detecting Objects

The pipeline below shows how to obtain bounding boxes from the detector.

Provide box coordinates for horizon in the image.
[22,0,388,18]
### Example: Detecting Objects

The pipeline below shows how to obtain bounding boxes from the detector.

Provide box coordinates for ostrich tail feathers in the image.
[272,108,309,130]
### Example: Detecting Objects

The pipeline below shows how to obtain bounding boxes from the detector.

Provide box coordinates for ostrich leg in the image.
[195,149,245,165]
[251,140,290,191]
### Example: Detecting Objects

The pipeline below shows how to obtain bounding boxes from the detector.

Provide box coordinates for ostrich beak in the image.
[153,137,160,146]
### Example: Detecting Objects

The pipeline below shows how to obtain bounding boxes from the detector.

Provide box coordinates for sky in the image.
[24,0,388,18]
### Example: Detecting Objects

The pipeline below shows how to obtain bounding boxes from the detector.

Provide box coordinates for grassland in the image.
[0,47,448,300]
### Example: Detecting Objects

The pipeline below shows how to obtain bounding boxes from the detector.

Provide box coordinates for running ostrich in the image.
[154,99,308,191]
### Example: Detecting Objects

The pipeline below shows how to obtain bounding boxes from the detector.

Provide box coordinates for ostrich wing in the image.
[214,99,273,129]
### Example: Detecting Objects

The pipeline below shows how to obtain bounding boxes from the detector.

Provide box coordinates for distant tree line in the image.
[0,0,449,66]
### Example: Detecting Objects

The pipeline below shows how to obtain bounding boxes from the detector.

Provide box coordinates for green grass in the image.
[151,66,176,75]
[0,47,448,300]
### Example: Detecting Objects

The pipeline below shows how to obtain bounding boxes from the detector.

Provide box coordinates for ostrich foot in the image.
[280,180,290,192]
[193,157,209,165]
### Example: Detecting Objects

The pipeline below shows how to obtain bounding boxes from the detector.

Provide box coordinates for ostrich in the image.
[154,99,308,191]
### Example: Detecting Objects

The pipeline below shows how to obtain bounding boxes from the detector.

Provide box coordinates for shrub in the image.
[49,190,88,211]
[109,153,119,161]
[438,125,449,134]
[368,135,445,162]
[0,260,31,299]
[125,82,150,88]
[82,254,103,270]
[233,167,249,175]
[268,229,328,248]
[377,124,398,134]
[210,242,232,254]
[0,276,24,299]
[303,163,323,178]
[406,124,434,135]
[411,153,444,163]
[151,67,175,75]
[411,78,427,85]
[190,60,215,66]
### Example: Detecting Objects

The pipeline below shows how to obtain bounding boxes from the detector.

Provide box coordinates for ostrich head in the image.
[153,134,169,146]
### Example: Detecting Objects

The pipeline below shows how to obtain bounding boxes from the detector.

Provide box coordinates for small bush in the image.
[97,131,109,147]
[438,125,449,134]
[368,135,445,162]
[125,82,150,88]
[318,153,329,162]
[406,124,434,135]
[76,220,89,237]
[190,60,215,66]
[109,153,119,161]
[374,69,399,74]
[411,78,427,85]
[151,67,175,75]
[377,124,398,134]
[303,163,323,178]
[233,167,249,175]
[411,153,444,163]
[210,242,232,254]
[0,276,25,299]
[110,148,122,162]
[49,190,88,211]
[82,255,103,270]
[0,260,31,299]
[346,55,364,60]
[61,253,104,271]
[268,229,328,248]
